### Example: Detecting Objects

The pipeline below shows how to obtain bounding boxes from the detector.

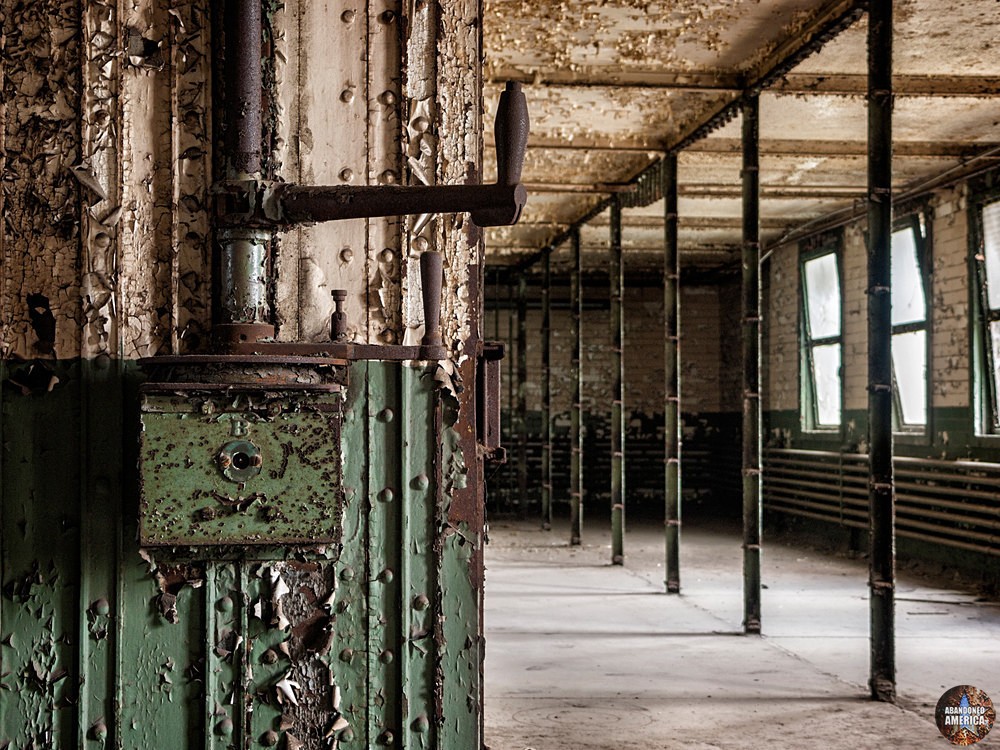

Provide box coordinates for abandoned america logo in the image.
[935,685,995,745]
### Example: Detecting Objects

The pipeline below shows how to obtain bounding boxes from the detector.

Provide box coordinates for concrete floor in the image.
[483,516,1000,749]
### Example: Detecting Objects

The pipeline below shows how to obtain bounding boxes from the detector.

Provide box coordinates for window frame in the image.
[889,211,932,439]
[799,236,844,434]
[970,186,1000,436]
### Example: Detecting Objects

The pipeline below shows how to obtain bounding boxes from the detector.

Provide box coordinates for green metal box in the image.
[138,384,343,546]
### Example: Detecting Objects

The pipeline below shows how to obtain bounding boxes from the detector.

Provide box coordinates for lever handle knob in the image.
[495,81,529,187]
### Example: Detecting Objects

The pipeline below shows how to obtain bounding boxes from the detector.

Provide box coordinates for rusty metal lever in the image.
[266,82,529,228]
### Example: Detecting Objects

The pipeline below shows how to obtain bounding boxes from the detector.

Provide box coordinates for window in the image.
[890,220,928,430]
[801,250,842,429]
[973,197,1000,433]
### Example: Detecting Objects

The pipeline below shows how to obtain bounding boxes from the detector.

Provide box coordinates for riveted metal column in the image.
[610,198,625,565]
[570,229,584,545]
[663,156,682,593]
[742,95,762,634]
[541,253,553,530]
[868,0,896,703]
[516,273,529,514]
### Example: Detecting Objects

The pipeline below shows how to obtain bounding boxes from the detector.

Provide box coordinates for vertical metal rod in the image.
[663,156,682,593]
[218,0,271,336]
[224,0,262,178]
[516,273,529,516]
[742,95,762,634]
[541,254,553,529]
[868,0,896,703]
[570,229,584,545]
[507,281,515,508]
[610,198,625,565]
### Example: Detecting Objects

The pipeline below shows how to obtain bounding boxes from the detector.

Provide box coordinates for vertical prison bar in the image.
[663,156,682,593]
[868,0,896,703]
[610,199,625,565]
[742,95,762,634]
[570,229,584,545]
[541,253,553,530]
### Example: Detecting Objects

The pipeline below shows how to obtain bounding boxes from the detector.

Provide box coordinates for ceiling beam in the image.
[487,67,741,91]
[488,71,1000,99]
[501,137,1000,157]
[685,138,1000,158]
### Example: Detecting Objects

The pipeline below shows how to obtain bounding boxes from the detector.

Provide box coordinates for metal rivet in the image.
[379,170,397,185]
[380,329,396,344]
[379,10,396,23]
[215,718,234,736]
[340,88,355,104]
[93,232,111,250]
[411,715,429,733]
[378,408,394,422]
[340,566,355,582]
[340,247,354,263]
[378,488,394,503]
[340,728,355,742]
[339,648,354,663]
[89,720,108,742]
[379,649,394,664]
[412,473,429,491]
[91,598,111,616]
[380,248,395,263]
[261,730,279,746]
[379,90,396,105]
[412,594,429,611]
[216,595,233,613]
[378,730,395,745]
[262,649,278,665]
[379,568,394,583]
[413,236,429,252]
[339,168,354,182]
[411,116,430,133]
[341,9,356,23]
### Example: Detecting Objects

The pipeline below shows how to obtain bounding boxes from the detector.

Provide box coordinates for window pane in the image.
[982,200,1000,310]
[803,254,841,338]
[892,330,927,426]
[811,344,841,426]
[891,227,925,326]
[990,321,1000,425]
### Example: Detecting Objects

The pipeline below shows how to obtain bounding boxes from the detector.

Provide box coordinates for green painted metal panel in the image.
[138,388,342,545]
[1,359,480,748]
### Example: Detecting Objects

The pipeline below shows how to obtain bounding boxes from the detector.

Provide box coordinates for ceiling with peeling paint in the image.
[481,0,1000,275]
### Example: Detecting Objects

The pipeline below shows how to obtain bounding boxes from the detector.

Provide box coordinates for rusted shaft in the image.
[868,0,896,704]
[419,252,445,359]
[742,95,762,634]
[663,156,681,593]
[224,0,262,178]
[273,183,527,228]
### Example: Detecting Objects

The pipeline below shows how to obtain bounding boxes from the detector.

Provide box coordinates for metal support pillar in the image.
[663,156,682,593]
[570,230,584,545]
[541,254,553,530]
[867,0,896,703]
[741,96,762,633]
[507,282,515,507]
[516,273,529,515]
[610,199,625,565]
